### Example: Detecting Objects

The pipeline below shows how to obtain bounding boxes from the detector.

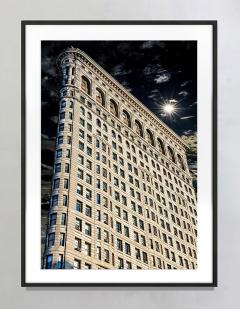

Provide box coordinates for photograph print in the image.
[23,22,216,286]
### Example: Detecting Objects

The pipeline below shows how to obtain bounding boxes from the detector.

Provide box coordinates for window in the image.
[76,200,83,212]
[118,257,124,269]
[126,261,132,269]
[124,226,129,237]
[139,219,144,230]
[86,174,92,185]
[135,120,143,137]
[77,184,83,195]
[84,242,91,256]
[96,88,105,106]
[61,100,66,108]
[60,112,65,120]
[143,252,148,264]
[96,193,101,204]
[141,235,146,246]
[135,248,141,260]
[85,205,92,217]
[53,178,60,189]
[57,135,63,144]
[104,230,109,243]
[125,243,131,255]
[67,136,71,144]
[116,222,122,233]
[122,210,128,221]
[75,218,82,231]
[86,189,92,200]
[77,169,83,180]
[104,249,110,263]
[122,110,131,127]
[103,213,108,224]
[55,163,61,173]
[63,178,69,189]
[114,177,119,187]
[74,237,81,251]
[79,129,85,139]
[114,191,120,201]
[110,99,118,117]
[122,195,127,206]
[87,135,92,144]
[87,123,92,132]
[167,146,176,163]
[48,233,55,247]
[59,233,65,246]
[49,213,57,226]
[73,259,81,269]
[65,163,69,173]
[46,255,53,269]
[85,223,92,236]
[61,213,66,225]
[96,227,101,240]
[81,76,91,95]
[51,194,58,207]
[56,149,62,158]
[117,239,123,251]
[86,160,92,170]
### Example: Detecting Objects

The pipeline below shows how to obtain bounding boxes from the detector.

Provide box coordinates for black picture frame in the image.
[21,20,217,287]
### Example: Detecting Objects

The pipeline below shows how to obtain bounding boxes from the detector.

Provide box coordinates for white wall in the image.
[0,0,239,308]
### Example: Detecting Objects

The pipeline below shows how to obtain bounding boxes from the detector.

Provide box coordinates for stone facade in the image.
[43,47,197,270]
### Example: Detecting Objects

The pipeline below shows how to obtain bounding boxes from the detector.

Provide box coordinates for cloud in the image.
[143,64,163,76]
[178,90,188,97]
[180,80,191,87]
[41,101,48,107]
[181,132,197,185]
[111,64,132,77]
[154,73,171,84]
[189,101,197,107]
[142,63,171,84]
[120,80,132,92]
[181,132,197,153]
[140,41,166,49]
[42,56,57,76]
[180,115,195,120]
[50,116,58,124]
[182,129,194,136]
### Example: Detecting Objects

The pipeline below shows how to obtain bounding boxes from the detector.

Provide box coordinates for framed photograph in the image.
[22,20,217,286]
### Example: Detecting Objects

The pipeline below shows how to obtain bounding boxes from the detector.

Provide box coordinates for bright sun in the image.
[163,103,175,114]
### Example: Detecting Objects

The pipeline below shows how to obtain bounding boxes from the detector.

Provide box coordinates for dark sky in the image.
[41,41,197,203]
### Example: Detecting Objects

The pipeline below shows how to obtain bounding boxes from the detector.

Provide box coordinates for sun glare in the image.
[163,103,175,114]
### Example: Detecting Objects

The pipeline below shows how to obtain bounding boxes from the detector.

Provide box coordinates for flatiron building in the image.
[43,47,197,270]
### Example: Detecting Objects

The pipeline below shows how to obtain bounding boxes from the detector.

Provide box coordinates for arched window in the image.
[146,129,154,146]
[122,110,131,128]
[96,88,105,107]
[134,120,143,137]
[167,146,176,163]
[96,119,101,128]
[157,138,165,155]
[87,112,92,120]
[103,124,108,132]
[80,106,85,116]
[112,130,116,139]
[110,99,118,117]
[81,76,91,95]
[177,154,185,171]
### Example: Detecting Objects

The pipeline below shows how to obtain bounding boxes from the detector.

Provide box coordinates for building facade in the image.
[43,47,197,270]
